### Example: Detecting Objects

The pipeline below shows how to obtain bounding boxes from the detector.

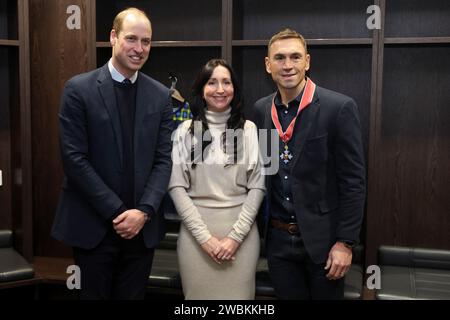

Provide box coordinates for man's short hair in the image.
[112,7,151,35]
[268,28,307,55]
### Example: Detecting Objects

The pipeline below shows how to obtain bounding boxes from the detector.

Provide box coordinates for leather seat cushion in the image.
[0,248,35,282]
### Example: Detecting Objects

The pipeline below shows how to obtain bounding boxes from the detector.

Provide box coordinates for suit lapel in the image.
[263,94,275,130]
[97,65,123,165]
[290,94,320,170]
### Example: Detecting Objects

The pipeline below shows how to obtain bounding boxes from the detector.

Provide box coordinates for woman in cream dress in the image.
[168,59,265,299]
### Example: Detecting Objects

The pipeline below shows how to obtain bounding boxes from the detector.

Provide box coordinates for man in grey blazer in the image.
[52,8,173,299]
[252,29,365,299]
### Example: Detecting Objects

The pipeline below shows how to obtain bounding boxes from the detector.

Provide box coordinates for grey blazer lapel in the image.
[290,95,320,170]
[97,65,123,165]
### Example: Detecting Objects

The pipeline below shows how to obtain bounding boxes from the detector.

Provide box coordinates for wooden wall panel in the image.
[30,0,93,257]
[233,0,373,40]
[366,45,450,263]
[0,0,32,259]
[96,0,222,42]
[0,47,13,230]
[0,0,18,39]
[385,0,450,37]
[10,44,22,251]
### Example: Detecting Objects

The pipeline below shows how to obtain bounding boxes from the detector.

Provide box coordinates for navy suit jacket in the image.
[252,85,366,263]
[52,64,173,250]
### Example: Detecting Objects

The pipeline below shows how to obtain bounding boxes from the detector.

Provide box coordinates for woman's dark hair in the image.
[189,59,245,168]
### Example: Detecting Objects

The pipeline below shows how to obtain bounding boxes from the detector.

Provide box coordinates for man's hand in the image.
[324,242,352,280]
[113,209,147,239]
[200,236,223,265]
[214,237,239,261]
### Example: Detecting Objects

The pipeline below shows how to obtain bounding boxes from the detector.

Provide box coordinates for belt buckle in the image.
[287,223,298,235]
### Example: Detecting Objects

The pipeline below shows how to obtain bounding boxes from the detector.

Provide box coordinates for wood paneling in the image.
[366,45,450,262]
[17,0,33,260]
[0,0,32,259]
[0,47,15,230]
[365,0,385,266]
[233,0,373,40]
[385,0,450,38]
[10,43,22,251]
[0,0,18,40]
[95,0,222,42]
[232,47,275,116]
[30,0,93,257]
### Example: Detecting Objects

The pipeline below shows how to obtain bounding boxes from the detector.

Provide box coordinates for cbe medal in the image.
[280,144,293,165]
[271,78,316,165]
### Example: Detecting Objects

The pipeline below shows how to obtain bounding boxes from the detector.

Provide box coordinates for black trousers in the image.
[73,226,154,300]
[266,226,344,300]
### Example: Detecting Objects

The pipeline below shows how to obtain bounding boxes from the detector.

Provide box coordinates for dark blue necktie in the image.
[122,78,132,84]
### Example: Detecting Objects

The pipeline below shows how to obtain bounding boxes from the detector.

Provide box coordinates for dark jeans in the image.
[73,226,154,300]
[266,226,344,300]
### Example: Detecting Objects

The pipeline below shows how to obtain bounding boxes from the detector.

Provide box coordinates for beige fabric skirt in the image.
[177,204,260,300]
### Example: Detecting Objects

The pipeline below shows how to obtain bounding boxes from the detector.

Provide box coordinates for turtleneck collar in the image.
[205,107,231,125]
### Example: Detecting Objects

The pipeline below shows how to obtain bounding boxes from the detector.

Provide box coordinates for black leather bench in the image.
[148,233,181,291]
[149,232,364,299]
[0,230,35,286]
[376,246,450,300]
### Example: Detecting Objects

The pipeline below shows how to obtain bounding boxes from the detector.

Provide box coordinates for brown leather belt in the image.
[271,219,300,235]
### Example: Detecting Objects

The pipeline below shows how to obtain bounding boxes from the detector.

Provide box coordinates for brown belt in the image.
[271,219,300,235]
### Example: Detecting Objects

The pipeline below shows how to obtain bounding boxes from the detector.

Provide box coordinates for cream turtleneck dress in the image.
[168,108,265,300]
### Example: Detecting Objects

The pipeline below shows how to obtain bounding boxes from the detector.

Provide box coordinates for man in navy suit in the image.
[52,8,173,299]
[252,29,366,299]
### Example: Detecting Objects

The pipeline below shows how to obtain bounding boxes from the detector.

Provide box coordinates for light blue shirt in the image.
[108,59,138,83]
